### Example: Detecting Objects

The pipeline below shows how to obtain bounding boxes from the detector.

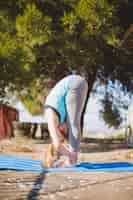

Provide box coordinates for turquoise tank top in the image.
[45,75,77,124]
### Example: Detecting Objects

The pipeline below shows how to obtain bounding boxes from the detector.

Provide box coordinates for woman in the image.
[44,74,88,168]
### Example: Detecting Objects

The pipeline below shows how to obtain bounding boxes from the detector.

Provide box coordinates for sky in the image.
[84,96,110,132]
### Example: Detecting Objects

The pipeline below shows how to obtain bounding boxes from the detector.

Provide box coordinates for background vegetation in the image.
[0,0,133,128]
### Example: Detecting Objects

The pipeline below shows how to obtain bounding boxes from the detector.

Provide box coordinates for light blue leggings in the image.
[66,76,88,152]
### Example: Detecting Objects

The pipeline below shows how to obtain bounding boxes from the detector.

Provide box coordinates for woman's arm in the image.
[44,108,68,167]
[45,108,61,148]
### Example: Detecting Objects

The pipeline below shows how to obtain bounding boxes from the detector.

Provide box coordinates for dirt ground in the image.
[0,137,133,200]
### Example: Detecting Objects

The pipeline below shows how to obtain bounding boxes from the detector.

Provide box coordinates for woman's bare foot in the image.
[53,157,75,168]
[59,144,78,162]
[51,144,78,168]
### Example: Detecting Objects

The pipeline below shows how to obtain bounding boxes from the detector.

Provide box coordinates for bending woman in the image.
[44,74,88,168]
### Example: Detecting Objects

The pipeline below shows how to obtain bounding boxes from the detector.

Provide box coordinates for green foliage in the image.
[76,0,114,35]
[61,11,79,34]
[16,3,51,47]
[0,0,132,125]
[115,133,125,140]
[0,2,52,89]
[16,77,51,115]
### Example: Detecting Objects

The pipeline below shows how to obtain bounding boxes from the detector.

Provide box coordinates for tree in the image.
[0,0,133,130]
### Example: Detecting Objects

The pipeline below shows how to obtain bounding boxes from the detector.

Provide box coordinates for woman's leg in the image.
[44,108,61,167]
[45,108,61,148]
[66,77,88,162]
[55,78,88,167]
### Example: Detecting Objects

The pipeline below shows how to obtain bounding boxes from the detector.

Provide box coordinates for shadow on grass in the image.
[27,171,47,200]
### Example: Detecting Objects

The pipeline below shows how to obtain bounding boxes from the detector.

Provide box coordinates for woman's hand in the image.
[43,144,59,168]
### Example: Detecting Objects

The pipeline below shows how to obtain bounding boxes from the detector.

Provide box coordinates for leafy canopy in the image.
[0,0,132,127]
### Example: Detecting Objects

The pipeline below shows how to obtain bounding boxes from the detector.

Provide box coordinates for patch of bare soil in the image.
[1,137,133,200]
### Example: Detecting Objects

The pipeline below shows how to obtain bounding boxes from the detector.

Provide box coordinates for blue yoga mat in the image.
[0,155,133,172]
